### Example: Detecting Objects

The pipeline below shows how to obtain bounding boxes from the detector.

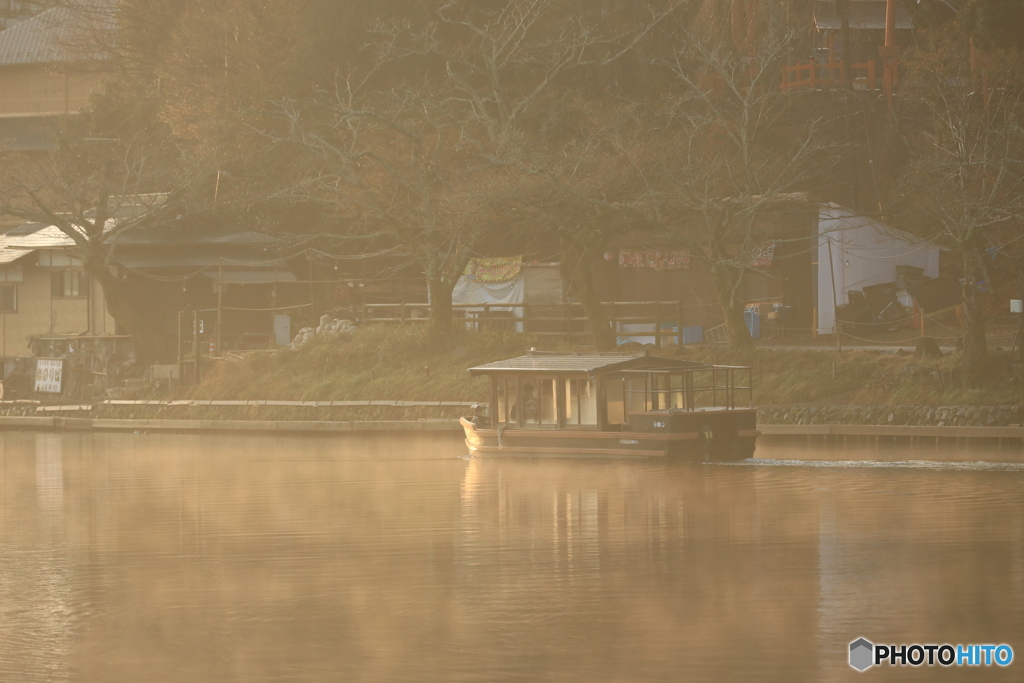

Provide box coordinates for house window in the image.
[51,271,89,298]
[0,285,15,312]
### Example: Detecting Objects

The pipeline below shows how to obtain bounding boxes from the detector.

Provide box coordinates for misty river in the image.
[0,431,1022,682]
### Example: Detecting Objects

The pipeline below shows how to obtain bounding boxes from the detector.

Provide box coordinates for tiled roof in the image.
[469,352,704,376]
[113,252,288,269]
[0,220,283,268]
[2,223,78,248]
[0,247,29,264]
[1,222,48,236]
[0,4,111,66]
[0,225,51,262]
[814,1,914,30]
[113,230,278,246]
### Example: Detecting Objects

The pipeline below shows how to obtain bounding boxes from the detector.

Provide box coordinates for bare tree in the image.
[897,32,1024,385]
[272,0,680,342]
[510,100,658,350]
[0,93,202,361]
[651,27,831,350]
[274,79,514,341]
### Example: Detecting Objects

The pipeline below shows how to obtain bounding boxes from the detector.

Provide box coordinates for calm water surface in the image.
[1,431,1023,682]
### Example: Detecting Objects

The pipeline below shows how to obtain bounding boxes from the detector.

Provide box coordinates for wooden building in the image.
[0,4,104,152]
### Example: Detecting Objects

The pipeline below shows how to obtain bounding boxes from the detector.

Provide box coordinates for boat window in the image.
[649,373,672,412]
[539,377,557,425]
[626,375,646,416]
[518,378,553,425]
[605,377,625,425]
[670,373,685,410]
[504,376,520,424]
[565,379,598,426]
[579,380,597,425]
[496,378,507,423]
[565,379,578,424]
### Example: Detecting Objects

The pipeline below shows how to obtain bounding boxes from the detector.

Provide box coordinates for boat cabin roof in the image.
[468,351,705,378]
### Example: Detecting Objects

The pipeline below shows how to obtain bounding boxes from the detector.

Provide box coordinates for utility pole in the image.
[216,257,223,357]
[881,0,900,113]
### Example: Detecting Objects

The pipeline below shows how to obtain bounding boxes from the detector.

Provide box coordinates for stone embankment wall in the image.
[758,405,1024,428]
[3,401,1022,428]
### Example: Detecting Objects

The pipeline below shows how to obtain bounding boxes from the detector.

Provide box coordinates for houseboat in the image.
[461,351,759,460]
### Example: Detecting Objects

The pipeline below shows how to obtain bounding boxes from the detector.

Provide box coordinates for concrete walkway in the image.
[0,416,464,434]
[754,344,956,353]
[759,423,1024,440]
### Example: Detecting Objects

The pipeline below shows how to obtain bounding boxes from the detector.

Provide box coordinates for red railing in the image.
[781,59,892,92]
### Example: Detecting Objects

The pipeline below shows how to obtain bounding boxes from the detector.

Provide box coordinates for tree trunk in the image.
[574,258,615,351]
[959,257,989,386]
[93,268,175,363]
[427,275,456,344]
[715,268,753,351]
[561,242,615,351]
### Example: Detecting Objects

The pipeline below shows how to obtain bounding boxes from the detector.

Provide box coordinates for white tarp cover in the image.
[452,276,525,332]
[817,205,940,335]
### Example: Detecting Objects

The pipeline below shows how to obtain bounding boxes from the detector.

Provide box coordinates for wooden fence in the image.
[362,301,695,348]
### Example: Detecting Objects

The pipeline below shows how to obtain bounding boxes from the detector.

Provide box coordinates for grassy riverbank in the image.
[190,326,1024,408]
[195,327,527,403]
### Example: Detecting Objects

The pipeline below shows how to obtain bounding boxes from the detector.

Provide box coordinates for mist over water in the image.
[0,432,1021,682]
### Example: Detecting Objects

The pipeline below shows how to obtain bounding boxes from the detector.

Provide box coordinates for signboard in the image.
[34,359,63,394]
[618,249,690,270]
[750,242,776,267]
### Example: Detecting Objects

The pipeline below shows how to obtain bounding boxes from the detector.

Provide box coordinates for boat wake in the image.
[727,458,1024,472]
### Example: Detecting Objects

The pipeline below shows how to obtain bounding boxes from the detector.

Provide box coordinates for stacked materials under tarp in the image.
[816,205,945,336]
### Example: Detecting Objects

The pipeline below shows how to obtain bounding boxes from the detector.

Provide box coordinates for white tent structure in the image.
[817,204,941,336]
[452,276,526,330]
[451,259,563,332]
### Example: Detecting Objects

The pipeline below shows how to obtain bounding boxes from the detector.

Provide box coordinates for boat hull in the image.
[460,414,759,461]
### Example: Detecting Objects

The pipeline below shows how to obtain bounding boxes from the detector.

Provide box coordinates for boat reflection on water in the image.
[456,453,1024,681]
[457,456,820,679]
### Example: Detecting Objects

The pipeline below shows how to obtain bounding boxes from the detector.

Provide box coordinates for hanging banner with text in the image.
[464,255,522,283]
[35,359,63,394]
